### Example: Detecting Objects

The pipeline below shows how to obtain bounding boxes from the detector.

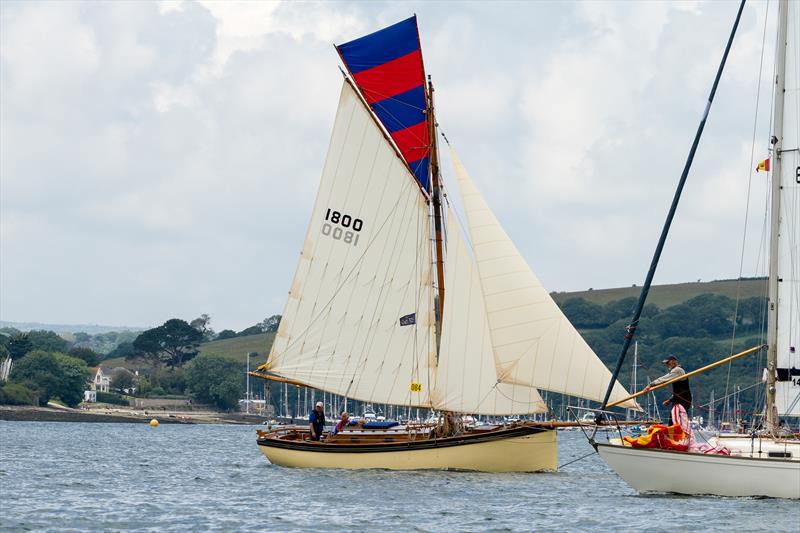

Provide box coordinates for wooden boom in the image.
[606,344,766,408]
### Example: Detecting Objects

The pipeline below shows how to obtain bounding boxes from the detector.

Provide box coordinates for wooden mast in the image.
[427,75,446,336]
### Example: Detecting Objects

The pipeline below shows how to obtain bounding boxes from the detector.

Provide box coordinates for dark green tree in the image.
[185,354,244,410]
[237,325,262,337]
[7,334,33,359]
[216,329,237,340]
[27,330,69,353]
[260,315,282,333]
[602,297,638,324]
[190,314,215,341]
[73,332,92,344]
[9,351,89,407]
[68,347,100,367]
[54,354,91,407]
[108,341,136,360]
[559,298,607,328]
[110,369,135,393]
[131,319,203,367]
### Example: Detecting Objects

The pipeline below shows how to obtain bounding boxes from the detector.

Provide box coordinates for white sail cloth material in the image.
[433,211,547,415]
[775,0,799,416]
[265,80,436,408]
[448,147,638,409]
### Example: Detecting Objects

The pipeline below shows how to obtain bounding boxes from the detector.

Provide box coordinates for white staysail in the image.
[774,0,800,417]
[448,147,637,408]
[433,212,547,415]
[265,80,436,409]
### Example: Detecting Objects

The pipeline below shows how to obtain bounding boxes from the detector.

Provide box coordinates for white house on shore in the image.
[83,366,111,403]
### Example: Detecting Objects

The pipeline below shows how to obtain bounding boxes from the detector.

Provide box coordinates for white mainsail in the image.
[774,0,800,417]
[433,212,547,415]
[265,80,436,409]
[448,146,637,408]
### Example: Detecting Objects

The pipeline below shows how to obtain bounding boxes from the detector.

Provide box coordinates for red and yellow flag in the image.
[756,158,770,172]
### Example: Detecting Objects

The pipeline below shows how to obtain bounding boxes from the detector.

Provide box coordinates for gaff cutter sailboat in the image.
[250,16,637,472]
[593,0,799,499]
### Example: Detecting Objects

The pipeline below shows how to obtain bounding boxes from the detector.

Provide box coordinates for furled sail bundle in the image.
[448,147,637,409]
[337,16,431,191]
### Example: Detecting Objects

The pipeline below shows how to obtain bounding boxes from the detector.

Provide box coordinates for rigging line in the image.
[558,450,598,470]
[266,96,360,366]
[363,89,427,112]
[346,190,422,401]
[600,0,747,413]
[725,0,772,411]
[274,172,418,365]
[696,380,763,409]
[326,151,399,398]
[729,0,772,356]
[306,109,379,384]
[490,382,547,409]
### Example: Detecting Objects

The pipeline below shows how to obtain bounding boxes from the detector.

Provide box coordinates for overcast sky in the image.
[1,1,778,331]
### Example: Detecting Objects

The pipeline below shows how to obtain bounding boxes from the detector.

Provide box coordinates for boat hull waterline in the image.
[258,425,557,472]
[596,442,800,499]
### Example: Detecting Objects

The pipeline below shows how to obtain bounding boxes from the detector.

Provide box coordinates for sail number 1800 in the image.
[321,208,363,246]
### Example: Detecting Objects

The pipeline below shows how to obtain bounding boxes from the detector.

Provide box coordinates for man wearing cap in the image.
[309,401,326,441]
[644,355,695,449]
[644,355,692,410]
[644,355,692,411]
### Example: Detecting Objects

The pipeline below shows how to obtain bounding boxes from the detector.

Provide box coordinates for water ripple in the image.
[0,421,797,532]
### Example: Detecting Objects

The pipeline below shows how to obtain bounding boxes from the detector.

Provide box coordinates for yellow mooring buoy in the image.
[149,419,159,427]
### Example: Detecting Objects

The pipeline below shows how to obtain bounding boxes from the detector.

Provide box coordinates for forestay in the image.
[433,212,547,415]
[448,147,637,409]
[264,80,436,409]
[774,0,800,417]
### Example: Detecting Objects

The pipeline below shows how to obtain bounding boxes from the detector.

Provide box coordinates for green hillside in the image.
[197,332,275,364]
[551,277,766,309]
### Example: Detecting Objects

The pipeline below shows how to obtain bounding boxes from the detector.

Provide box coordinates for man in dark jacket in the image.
[309,401,325,441]
[644,355,693,426]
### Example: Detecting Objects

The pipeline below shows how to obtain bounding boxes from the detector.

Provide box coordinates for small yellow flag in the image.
[410,382,422,392]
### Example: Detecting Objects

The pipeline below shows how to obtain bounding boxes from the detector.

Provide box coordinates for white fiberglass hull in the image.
[596,441,800,499]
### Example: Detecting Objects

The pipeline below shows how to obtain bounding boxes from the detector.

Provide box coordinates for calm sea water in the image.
[0,422,797,532]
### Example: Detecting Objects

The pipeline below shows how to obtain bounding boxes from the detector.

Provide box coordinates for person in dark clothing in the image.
[309,401,326,441]
[644,354,692,411]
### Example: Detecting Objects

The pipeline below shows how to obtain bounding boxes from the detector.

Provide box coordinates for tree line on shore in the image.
[559,293,768,423]
[1,293,769,423]
[0,314,280,411]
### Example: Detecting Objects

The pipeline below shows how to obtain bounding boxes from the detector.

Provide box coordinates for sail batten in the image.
[448,146,637,408]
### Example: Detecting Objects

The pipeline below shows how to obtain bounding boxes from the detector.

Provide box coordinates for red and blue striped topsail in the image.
[336,16,431,192]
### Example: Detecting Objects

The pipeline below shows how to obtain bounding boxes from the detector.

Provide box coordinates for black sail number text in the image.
[322,208,363,246]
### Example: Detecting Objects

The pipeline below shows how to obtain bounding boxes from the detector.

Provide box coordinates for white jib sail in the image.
[265,80,436,409]
[775,0,800,417]
[448,146,637,408]
[433,211,547,415]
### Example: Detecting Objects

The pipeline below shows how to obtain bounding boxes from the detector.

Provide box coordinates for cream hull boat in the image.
[257,425,557,472]
[596,439,800,499]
